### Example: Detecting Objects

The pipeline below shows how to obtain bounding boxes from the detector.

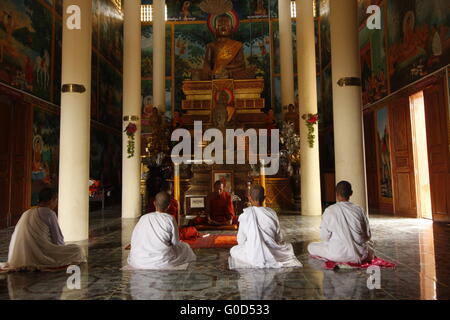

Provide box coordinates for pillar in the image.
[330,0,367,208]
[58,0,92,241]
[174,163,180,225]
[296,0,322,215]
[278,0,295,109]
[122,0,142,218]
[153,0,166,114]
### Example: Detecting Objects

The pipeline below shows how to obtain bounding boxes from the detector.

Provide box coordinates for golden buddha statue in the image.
[193,14,255,80]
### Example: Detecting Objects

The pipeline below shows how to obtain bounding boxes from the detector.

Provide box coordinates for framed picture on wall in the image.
[212,170,234,193]
[185,195,207,216]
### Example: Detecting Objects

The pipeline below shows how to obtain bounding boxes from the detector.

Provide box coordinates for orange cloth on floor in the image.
[179,226,200,240]
[208,191,236,225]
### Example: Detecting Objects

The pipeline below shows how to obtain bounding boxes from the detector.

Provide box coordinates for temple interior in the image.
[0,0,450,300]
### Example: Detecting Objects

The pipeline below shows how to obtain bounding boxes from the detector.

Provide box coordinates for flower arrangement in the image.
[302,113,319,148]
[124,122,137,158]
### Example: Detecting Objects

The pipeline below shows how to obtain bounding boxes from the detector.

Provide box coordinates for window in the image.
[141,4,168,22]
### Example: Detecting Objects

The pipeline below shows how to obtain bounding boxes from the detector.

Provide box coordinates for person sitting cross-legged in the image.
[228,185,302,269]
[207,180,236,226]
[127,191,196,270]
[0,188,86,271]
[308,181,374,264]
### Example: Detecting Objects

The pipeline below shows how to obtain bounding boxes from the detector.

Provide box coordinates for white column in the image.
[278,0,295,108]
[153,0,166,114]
[58,0,92,241]
[330,0,367,209]
[296,0,322,216]
[122,0,142,219]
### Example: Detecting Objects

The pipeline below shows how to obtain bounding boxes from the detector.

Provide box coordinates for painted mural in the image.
[141,25,172,79]
[359,1,388,106]
[98,0,123,72]
[0,0,52,101]
[53,18,62,105]
[319,0,331,68]
[165,0,274,21]
[31,107,60,205]
[376,106,392,199]
[98,57,122,130]
[142,79,172,118]
[387,0,450,91]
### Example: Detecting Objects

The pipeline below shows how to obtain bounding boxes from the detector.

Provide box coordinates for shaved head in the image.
[154,191,171,212]
[250,184,265,203]
[336,181,353,200]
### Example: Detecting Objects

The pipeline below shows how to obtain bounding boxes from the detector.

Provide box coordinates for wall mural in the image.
[31,107,60,206]
[98,0,123,72]
[164,0,276,21]
[376,106,393,199]
[359,0,388,106]
[387,0,450,92]
[358,0,450,103]
[98,57,122,130]
[0,0,52,101]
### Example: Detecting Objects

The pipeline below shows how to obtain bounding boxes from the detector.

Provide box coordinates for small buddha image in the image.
[181,1,191,21]
[265,109,277,131]
[284,104,300,134]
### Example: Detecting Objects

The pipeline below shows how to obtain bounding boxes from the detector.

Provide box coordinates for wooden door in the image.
[0,96,13,228]
[363,111,379,211]
[389,97,417,217]
[10,102,32,225]
[423,81,450,221]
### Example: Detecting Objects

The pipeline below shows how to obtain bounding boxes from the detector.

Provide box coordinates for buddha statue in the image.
[193,15,255,80]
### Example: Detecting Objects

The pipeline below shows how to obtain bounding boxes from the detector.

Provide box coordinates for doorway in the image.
[410,91,433,220]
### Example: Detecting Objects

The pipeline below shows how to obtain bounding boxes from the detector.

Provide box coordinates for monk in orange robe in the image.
[207,180,236,225]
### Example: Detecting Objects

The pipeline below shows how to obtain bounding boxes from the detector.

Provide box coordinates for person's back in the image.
[229,185,302,269]
[308,181,373,264]
[1,188,86,271]
[127,192,196,270]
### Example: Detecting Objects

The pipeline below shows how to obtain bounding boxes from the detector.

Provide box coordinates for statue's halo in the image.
[207,10,240,34]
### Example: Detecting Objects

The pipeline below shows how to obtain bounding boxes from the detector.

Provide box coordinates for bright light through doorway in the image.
[410,91,433,220]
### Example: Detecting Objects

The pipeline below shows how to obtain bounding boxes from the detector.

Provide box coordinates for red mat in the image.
[310,255,396,269]
[182,235,238,249]
[195,224,238,231]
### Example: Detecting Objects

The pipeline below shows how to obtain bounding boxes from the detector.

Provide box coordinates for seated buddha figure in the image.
[194,15,255,80]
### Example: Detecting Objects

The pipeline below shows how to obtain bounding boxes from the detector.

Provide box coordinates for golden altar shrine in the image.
[181,78,266,126]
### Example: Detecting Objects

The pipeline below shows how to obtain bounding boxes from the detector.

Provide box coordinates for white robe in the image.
[1,207,86,271]
[229,206,302,269]
[127,211,196,270]
[308,201,374,264]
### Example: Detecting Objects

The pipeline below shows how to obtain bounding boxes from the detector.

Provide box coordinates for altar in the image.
[181,78,267,127]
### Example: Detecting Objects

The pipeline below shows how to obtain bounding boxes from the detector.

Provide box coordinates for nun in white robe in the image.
[308,201,374,264]
[126,212,196,270]
[0,207,86,271]
[229,206,302,269]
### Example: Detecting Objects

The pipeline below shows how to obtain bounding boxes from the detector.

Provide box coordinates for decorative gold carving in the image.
[61,84,86,93]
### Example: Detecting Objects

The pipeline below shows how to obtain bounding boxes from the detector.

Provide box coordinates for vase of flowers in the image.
[125,122,137,158]
[302,113,319,148]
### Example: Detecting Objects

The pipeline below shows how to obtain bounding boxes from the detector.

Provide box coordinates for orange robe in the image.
[208,192,236,225]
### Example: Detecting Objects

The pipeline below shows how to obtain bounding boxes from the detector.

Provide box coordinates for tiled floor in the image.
[0,206,449,300]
